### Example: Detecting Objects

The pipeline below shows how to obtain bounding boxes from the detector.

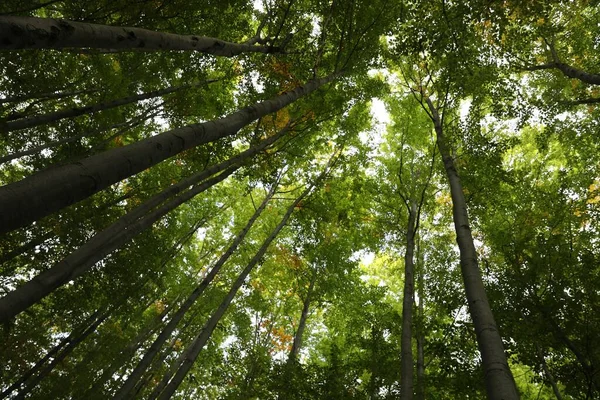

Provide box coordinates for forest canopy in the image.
[0,0,599,399]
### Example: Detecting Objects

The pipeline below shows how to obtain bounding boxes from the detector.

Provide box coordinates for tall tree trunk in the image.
[0,166,234,323]
[0,309,103,399]
[0,16,281,55]
[0,73,338,234]
[0,105,160,165]
[1,80,213,133]
[536,343,563,400]
[415,237,425,400]
[80,306,169,400]
[112,182,278,400]
[400,200,417,400]
[288,269,316,363]
[425,98,519,400]
[0,88,96,105]
[12,308,111,399]
[150,159,334,400]
[0,122,293,322]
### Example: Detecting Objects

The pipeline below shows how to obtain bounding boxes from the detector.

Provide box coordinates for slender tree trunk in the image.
[415,237,425,400]
[1,80,213,133]
[0,231,52,265]
[0,88,96,105]
[425,98,519,400]
[288,269,316,363]
[400,200,417,400]
[0,309,102,399]
[0,106,160,165]
[112,183,278,400]
[151,159,334,400]
[0,165,236,323]
[0,16,281,55]
[535,343,563,400]
[0,121,292,322]
[81,307,168,400]
[12,309,111,399]
[0,73,338,234]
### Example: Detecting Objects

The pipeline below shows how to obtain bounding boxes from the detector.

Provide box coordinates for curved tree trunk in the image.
[400,200,417,400]
[0,123,292,322]
[426,98,519,400]
[1,80,213,133]
[112,182,278,400]
[0,16,281,54]
[0,73,338,234]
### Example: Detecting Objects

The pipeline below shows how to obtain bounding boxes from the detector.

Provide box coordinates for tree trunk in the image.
[0,73,338,234]
[0,166,235,323]
[0,106,159,165]
[0,122,292,322]
[0,309,103,398]
[525,62,600,86]
[1,80,213,133]
[400,200,417,400]
[112,183,278,400]
[536,343,563,400]
[0,88,96,105]
[80,306,168,400]
[288,269,316,362]
[0,16,281,55]
[425,98,519,400]
[151,159,333,400]
[415,237,425,400]
[12,309,111,399]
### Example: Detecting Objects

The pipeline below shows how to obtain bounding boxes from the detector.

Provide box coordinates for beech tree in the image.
[1,1,599,399]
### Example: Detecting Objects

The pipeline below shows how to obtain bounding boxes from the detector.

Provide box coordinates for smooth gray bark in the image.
[400,201,417,400]
[426,98,519,400]
[0,16,280,55]
[1,80,213,133]
[112,183,278,400]
[0,73,338,234]
[525,62,600,85]
[80,307,168,400]
[0,123,292,322]
[0,167,234,323]
[153,188,310,400]
[536,344,563,400]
